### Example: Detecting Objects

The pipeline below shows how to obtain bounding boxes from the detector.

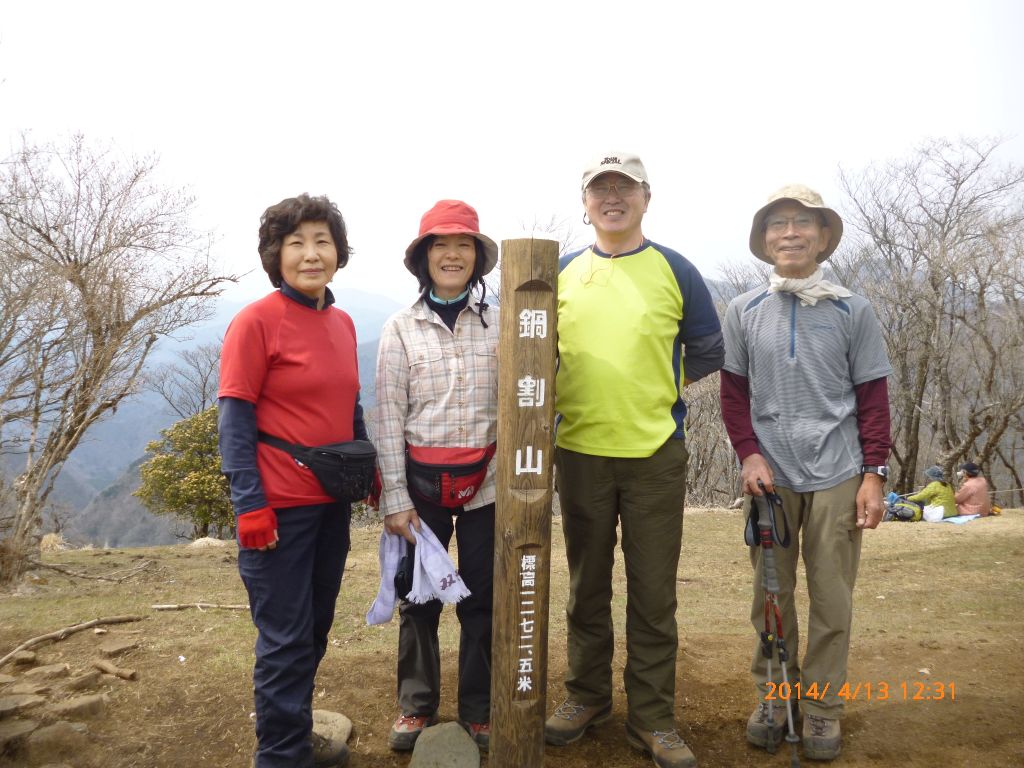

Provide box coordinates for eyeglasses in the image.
[764,214,820,233]
[586,180,641,199]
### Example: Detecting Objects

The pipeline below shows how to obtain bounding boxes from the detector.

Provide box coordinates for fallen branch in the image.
[0,615,146,669]
[151,603,249,612]
[28,559,154,583]
[92,658,138,680]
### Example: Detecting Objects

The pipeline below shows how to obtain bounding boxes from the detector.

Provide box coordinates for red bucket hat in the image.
[403,200,499,277]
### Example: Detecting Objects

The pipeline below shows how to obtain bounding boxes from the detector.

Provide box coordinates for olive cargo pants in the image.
[555,438,689,732]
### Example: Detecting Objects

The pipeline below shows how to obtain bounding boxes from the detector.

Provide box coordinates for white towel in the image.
[366,530,405,625]
[406,523,471,605]
[768,267,852,306]
[365,521,470,625]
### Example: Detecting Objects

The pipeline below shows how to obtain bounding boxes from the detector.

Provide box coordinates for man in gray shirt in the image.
[720,185,892,761]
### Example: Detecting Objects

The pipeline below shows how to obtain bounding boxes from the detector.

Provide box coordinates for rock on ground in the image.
[23,663,70,680]
[39,533,69,552]
[65,670,102,691]
[188,537,230,548]
[46,693,108,719]
[25,720,90,763]
[409,721,480,768]
[312,709,352,744]
[9,682,50,696]
[0,718,37,751]
[98,637,139,657]
[0,694,46,718]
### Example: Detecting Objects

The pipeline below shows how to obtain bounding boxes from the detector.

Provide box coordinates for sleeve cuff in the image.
[734,439,762,463]
[381,487,415,516]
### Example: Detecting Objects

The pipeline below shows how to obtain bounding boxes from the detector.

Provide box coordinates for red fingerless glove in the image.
[237,506,278,549]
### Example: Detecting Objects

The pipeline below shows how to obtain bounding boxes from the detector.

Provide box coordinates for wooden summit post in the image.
[490,238,559,767]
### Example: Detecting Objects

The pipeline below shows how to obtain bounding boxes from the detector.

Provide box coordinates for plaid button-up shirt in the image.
[373,297,499,516]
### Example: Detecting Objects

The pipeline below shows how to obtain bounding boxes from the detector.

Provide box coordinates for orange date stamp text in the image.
[765,680,956,702]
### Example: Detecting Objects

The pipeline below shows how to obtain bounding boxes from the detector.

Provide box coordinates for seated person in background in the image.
[885,492,923,522]
[955,462,992,517]
[907,465,957,520]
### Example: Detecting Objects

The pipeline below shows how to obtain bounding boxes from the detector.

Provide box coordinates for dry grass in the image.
[1,510,1022,767]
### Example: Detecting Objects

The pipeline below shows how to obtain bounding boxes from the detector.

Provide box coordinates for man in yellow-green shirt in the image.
[545,152,723,768]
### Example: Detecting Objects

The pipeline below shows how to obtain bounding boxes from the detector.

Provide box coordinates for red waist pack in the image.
[406,443,496,508]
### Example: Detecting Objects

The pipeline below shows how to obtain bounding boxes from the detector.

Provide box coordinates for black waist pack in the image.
[258,431,377,501]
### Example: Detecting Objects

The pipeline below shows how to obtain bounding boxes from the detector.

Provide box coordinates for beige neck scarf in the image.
[768,267,852,306]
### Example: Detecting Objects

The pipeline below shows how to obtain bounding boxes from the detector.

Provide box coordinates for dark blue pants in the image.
[239,502,351,768]
[397,500,494,724]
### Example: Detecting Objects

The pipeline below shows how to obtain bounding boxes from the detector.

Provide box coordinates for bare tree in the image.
[713,260,772,304]
[995,409,1024,507]
[518,214,585,257]
[42,500,75,536]
[682,373,738,506]
[683,281,743,508]
[146,342,222,420]
[0,245,75,440]
[480,215,584,306]
[0,134,237,581]
[836,137,1024,492]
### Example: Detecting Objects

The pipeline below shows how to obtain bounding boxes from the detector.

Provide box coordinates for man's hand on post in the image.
[856,474,885,529]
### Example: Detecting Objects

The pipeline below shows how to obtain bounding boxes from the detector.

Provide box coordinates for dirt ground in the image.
[1,508,1022,767]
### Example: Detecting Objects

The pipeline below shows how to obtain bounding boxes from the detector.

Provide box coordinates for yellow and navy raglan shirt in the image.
[555,240,724,458]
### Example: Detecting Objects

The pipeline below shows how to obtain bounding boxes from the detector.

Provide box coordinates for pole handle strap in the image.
[744,484,791,548]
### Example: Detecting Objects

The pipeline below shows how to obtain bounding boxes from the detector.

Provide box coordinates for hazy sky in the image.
[2,0,1023,309]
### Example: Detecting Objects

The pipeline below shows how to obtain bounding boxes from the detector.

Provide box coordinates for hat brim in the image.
[582,168,646,191]
[748,199,844,264]
[403,226,499,278]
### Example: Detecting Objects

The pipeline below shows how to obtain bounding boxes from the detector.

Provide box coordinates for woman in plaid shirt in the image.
[374,200,500,752]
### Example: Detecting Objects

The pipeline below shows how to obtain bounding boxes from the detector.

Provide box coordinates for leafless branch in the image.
[27,558,154,583]
[151,602,249,611]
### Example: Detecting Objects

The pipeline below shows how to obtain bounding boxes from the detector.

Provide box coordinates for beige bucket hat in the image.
[748,184,843,264]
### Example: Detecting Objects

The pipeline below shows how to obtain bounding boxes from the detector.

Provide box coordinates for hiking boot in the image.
[544,699,613,746]
[746,700,799,750]
[459,720,490,751]
[624,723,698,768]
[802,714,841,761]
[312,730,349,767]
[388,713,437,751]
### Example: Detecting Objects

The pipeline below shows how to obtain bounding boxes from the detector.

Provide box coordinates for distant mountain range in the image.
[44,286,402,547]
[45,279,735,546]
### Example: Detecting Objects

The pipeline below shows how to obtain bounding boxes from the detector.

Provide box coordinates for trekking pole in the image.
[753,482,800,768]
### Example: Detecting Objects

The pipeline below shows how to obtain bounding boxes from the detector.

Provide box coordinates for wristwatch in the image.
[861,465,889,479]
